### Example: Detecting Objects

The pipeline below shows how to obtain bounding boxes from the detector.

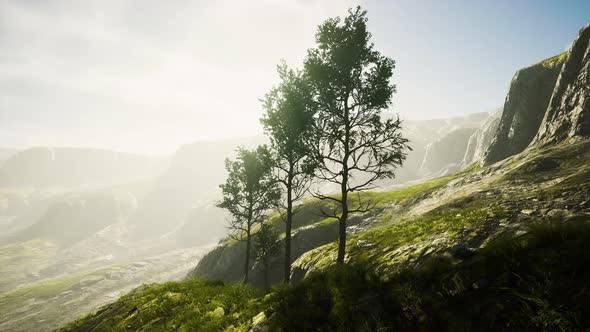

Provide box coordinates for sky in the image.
[1,0,589,154]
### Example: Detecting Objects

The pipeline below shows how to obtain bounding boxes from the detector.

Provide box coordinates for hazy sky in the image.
[1,0,589,154]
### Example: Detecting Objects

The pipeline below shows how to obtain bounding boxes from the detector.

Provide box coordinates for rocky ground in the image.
[0,241,213,332]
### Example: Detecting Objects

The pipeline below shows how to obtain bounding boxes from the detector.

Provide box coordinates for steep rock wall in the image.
[461,109,501,168]
[482,53,566,165]
[534,23,590,144]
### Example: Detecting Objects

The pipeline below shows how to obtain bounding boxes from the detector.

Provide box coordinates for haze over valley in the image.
[1,1,590,331]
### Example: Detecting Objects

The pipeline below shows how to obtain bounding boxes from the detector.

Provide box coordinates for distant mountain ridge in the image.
[0,147,167,188]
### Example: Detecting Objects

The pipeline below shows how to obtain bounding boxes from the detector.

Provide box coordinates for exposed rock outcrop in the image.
[419,127,477,176]
[187,215,366,287]
[461,109,502,168]
[534,23,590,144]
[483,53,567,165]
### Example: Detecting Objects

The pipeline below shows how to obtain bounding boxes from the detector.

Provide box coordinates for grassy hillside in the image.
[59,139,590,331]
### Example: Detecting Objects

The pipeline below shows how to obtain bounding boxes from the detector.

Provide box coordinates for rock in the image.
[188,214,367,287]
[546,209,569,221]
[461,109,502,167]
[483,52,566,165]
[448,243,476,259]
[131,261,149,268]
[472,278,491,290]
[211,307,225,318]
[534,23,590,144]
[520,209,534,215]
[249,311,269,332]
[420,128,478,176]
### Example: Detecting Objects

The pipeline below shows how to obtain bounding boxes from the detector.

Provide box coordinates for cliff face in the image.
[461,109,501,168]
[534,23,590,144]
[419,127,477,176]
[482,53,567,165]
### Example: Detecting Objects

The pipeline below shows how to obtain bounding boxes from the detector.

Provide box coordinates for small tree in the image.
[254,222,281,288]
[217,145,280,283]
[261,62,316,283]
[304,7,410,265]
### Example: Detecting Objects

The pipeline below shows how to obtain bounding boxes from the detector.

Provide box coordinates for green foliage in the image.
[217,145,280,282]
[59,279,264,332]
[255,223,282,288]
[304,6,410,264]
[217,145,280,234]
[264,221,590,331]
[254,223,281,264]
[261,61,317,283]
[539,51,567,67]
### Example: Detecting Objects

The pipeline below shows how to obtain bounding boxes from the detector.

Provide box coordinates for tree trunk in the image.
[337,191,348,265]
[338,100,350,266]
[244,225,251,283]
[264,260,270,289]
[284,171,293,283]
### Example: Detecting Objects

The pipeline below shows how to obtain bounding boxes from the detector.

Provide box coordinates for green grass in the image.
[0,239,58,292]
[63,221,590,331]
[0,265,127,314]
[225,163,482,244]
[59,279,264,332]
[540,51,568,67]
[265,221,590,331]
[294,194,506,275]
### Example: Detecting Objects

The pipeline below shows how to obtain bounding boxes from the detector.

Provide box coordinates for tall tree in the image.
[217,145,280,283]
[261,62,316,283]
[254,222,281,289]
[304,7,410,265]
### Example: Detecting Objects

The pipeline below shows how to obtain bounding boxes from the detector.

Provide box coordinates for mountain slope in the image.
[55,20,590,332]
[534,23,590,144]
[482,53,566,165]
[0,147,166,188]
[59,137,590,331]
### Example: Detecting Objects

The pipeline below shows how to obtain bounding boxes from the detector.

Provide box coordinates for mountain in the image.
[0,147,167,188]
[0,148,18,166]
[186,23,590,289]
[62,135,590,331]
[419,127,478,176]
[16,22,590,331]
[482,53,566,164]
[484,23,590,164]
[534,23,590,144]
[55,22,590,331]
[127,137,266,243]
[460,108,502,167]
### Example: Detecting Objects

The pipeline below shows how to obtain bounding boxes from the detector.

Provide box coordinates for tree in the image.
[254,222,281,288]
[304,7,410,265]
[217,145,280,283]
[260,62,316,283]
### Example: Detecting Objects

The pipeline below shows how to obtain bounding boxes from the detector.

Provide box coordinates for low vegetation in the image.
[59,279,264,332]
[60,220,590,331]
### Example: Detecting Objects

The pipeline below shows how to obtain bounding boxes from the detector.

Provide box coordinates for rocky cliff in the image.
[419,127,477,176]
[534,23,590,144]
[482,53,567,165]
[461,109,502,167]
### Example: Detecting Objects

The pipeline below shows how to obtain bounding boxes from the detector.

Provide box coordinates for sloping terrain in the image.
[59,137,590,331]
[57,22,590,330]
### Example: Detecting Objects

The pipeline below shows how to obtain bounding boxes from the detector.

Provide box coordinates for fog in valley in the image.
[1,1,590,331]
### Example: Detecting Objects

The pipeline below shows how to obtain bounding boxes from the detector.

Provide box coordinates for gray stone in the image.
[534,23,590,144]
[483,52,566,165]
